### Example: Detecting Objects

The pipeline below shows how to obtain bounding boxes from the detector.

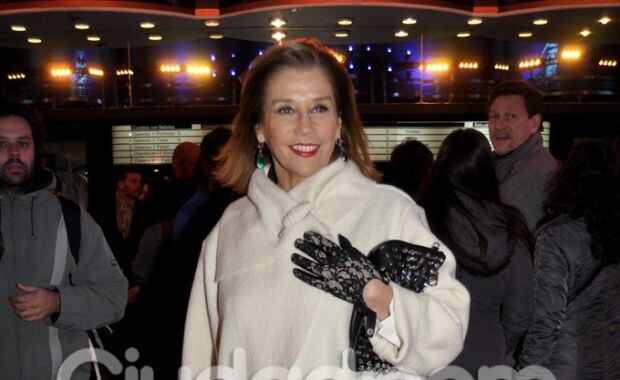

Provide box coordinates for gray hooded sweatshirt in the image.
[0,169,128,380]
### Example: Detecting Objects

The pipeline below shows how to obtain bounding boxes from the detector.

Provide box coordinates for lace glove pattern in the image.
[292,231,389,307]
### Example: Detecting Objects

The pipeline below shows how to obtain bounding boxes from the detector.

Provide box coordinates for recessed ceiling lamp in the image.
[140,22,155,29]
[209,33,223,39]
[337,18,353,26]
[74,23,90,30]
[579,29,591,37]
[468,18,483,25]
[87,36,101,42]
[11,25,27,32]
[598,17,611,25]
[395,30,409,38]
[457,32,471,38]
[204,20,220,27]
[533,18,548,26]
[148,35,163,41]
[27,37,42,44]
[519,32,533,38]
[334,30,350,38]
[270,17,286,29]
[271,31,286,41]
[402,17,417,25]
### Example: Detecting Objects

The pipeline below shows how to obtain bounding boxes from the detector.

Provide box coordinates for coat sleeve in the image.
[182,223,220,379]
[368,204,470,376]
[517,228,569,368]
[48,210,128,330]
[501,243,534,352]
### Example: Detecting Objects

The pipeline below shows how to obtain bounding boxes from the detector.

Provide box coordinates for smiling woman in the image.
[182,39,470,379]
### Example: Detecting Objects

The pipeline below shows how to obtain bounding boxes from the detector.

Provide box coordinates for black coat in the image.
[518,214,620,380]
[92,196,145,286]
[437,204,534,376]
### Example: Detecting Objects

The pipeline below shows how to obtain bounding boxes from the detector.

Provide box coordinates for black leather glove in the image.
[291,231,389,307]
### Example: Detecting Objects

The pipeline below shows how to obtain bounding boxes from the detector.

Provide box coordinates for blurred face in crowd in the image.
[118,172,143,199]
[256,67,341,191]
[488,94,541,156]
[0,116,35,193]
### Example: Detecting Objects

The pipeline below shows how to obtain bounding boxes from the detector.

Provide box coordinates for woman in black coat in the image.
[518,141,620,380]
[420,129,534,376]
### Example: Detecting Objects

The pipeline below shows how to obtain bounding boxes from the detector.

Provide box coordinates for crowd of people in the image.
[1,38,619,380]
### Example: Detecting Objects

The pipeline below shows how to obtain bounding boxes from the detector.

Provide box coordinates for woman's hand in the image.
[363,279,393,321]
[291,231,388,307]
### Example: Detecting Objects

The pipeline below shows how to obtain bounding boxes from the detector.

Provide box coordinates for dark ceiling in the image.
[0,1,618,49]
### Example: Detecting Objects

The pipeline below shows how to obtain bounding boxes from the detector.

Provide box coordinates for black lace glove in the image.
[291,231,389,307]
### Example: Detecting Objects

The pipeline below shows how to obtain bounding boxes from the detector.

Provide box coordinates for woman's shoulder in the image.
[536,214,588,240]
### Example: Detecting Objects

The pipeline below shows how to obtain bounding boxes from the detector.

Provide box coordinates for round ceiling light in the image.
[209,33,224,40]
[270,17,286,29]
[598,17,611,25]
[334,30,350,38]
[204,20,220,27]
[457,32,471,38]
[140,22,155,29]
[87,36,101,42]
[402,17,417,25]
[533,18,548,25]
[271,31,286,41]
[518,32,533,38]
[11,25,27,32]
[74,23,90,30]
[27,37,42,44]
[468,18,483,25]
[395,30,409,38]
[337,18,353,26]
[579,29,591,37]
[148,35,163,41]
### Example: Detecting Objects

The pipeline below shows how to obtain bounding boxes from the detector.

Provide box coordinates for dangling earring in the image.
[255,142,265,169]
[336,137,347,161]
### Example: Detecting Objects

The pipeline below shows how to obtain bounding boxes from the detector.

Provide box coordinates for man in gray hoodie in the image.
[488,81,558,230]
[0,99,128,379]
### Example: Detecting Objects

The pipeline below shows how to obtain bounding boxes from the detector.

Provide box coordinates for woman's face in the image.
[257,66,341,191]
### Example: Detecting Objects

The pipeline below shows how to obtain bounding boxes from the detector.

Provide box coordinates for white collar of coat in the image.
[214,159,373,281]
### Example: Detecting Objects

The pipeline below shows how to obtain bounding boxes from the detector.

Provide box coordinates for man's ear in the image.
[529,113,542,134]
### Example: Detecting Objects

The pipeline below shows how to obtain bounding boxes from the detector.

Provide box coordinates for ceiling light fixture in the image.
[87,36,101,42]
[74,23,90,30]
[457,32,470,38]
[395,30,409,38]
[140,22,155,29]
[580,29,591,37]
[468,18,483,25]
[337,18,353,26]
[11,25,27,32]
[494,64,510,71]
[402,17,417,25]
[88,68,104,77]
[7,73,26,80]
[204,20,220,27]
[27,37,42,44]
[334,30,350,38]
[271,31,286,41]
[148,35,162,41]
[519,32,533,38]
[270,17,286,29]
[598,17,611,25]
[533,18,548,26]
[209,33,223,40]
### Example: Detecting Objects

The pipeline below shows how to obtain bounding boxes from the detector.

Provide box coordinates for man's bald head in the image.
[172,142,200,180]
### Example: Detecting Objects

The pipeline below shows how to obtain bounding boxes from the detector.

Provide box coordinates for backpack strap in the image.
[57,196,103,353]
[58,196,81,265]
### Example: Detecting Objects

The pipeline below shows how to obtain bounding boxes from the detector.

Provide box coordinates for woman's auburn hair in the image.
[215,39,381,193]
